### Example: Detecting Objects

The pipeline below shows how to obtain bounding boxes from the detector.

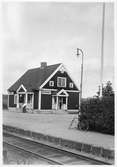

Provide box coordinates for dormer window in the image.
[57,77,66,87]
[49,81,54,87]
[69,82,74,88]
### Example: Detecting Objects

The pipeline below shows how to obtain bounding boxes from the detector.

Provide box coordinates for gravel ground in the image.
[3,110,114,150]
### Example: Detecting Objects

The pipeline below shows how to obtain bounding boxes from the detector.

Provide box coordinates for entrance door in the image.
[19,94,25,108]
[58,96,67,110]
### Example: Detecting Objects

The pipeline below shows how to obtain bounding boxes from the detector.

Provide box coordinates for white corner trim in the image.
[25,93,28,105]
[14,94,17,105]
[39,64,63,89]
[32,93,34,109]
[17,94,19,108]
[38,90,41,110]
[79,92,80,110]
[17,84,27,93]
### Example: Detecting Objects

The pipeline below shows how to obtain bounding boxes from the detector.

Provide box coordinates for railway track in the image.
[3,131,112,165]
[4,141,63,165]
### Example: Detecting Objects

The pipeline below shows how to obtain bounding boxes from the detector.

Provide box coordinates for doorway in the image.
[58,96,67,110]
[18,93,25,108]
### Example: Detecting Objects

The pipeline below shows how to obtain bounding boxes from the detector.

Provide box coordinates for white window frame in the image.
[49,81,54,87]
[69,82,74,88]
[57,77,66,88]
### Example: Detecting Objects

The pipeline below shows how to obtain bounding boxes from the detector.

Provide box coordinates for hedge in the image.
[78,96,114,135]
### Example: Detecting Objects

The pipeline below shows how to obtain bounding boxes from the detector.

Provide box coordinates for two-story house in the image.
[8,62,80,112]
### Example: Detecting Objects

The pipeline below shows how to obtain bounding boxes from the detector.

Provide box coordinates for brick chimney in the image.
[40,62,47,69]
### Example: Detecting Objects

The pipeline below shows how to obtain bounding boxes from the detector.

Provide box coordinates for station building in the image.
[8,62,80,112]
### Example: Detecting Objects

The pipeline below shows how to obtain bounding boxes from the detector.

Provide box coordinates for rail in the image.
[3,131,112,165]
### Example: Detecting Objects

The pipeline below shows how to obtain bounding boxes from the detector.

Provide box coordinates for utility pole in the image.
[100,2,105,97]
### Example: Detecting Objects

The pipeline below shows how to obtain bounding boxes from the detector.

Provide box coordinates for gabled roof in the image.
[8,63,61,92]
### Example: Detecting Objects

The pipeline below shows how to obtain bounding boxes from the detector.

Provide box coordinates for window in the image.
[57,77,66,87]
[69,82,74,88]
[49,81,54,87]
[14,94,17,104]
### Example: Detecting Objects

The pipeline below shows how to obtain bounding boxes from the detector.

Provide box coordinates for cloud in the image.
[2,2,114,97]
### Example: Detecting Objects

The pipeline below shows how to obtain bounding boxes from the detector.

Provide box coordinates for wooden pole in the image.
[100,3,105,97]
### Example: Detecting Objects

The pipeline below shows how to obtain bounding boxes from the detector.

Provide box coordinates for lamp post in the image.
[77,48,84,112]
[68,48,84,129]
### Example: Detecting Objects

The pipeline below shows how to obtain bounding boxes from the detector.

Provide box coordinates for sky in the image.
[2,1,114,97]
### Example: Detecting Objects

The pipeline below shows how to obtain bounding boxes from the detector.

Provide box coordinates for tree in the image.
[97,81,114,97]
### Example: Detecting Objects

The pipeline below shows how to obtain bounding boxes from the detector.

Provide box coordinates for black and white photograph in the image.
[2,0,115,165]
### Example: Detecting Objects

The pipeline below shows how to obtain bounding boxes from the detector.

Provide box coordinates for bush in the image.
[78,96,114,135]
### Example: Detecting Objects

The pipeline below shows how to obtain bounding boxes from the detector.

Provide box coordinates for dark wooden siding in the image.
[9,95,16,107]
[68,92,79,109]
[33,91,38,109]
[41,94,52,109]
[43,71,78,91]
[3,94,8,109]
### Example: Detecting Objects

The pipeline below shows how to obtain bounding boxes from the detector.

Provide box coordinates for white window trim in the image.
[49,81,54,87]
[57,77,66,88]
[69,82,74,88]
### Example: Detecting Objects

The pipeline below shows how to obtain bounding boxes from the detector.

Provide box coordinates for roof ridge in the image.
[28,63,62,71]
